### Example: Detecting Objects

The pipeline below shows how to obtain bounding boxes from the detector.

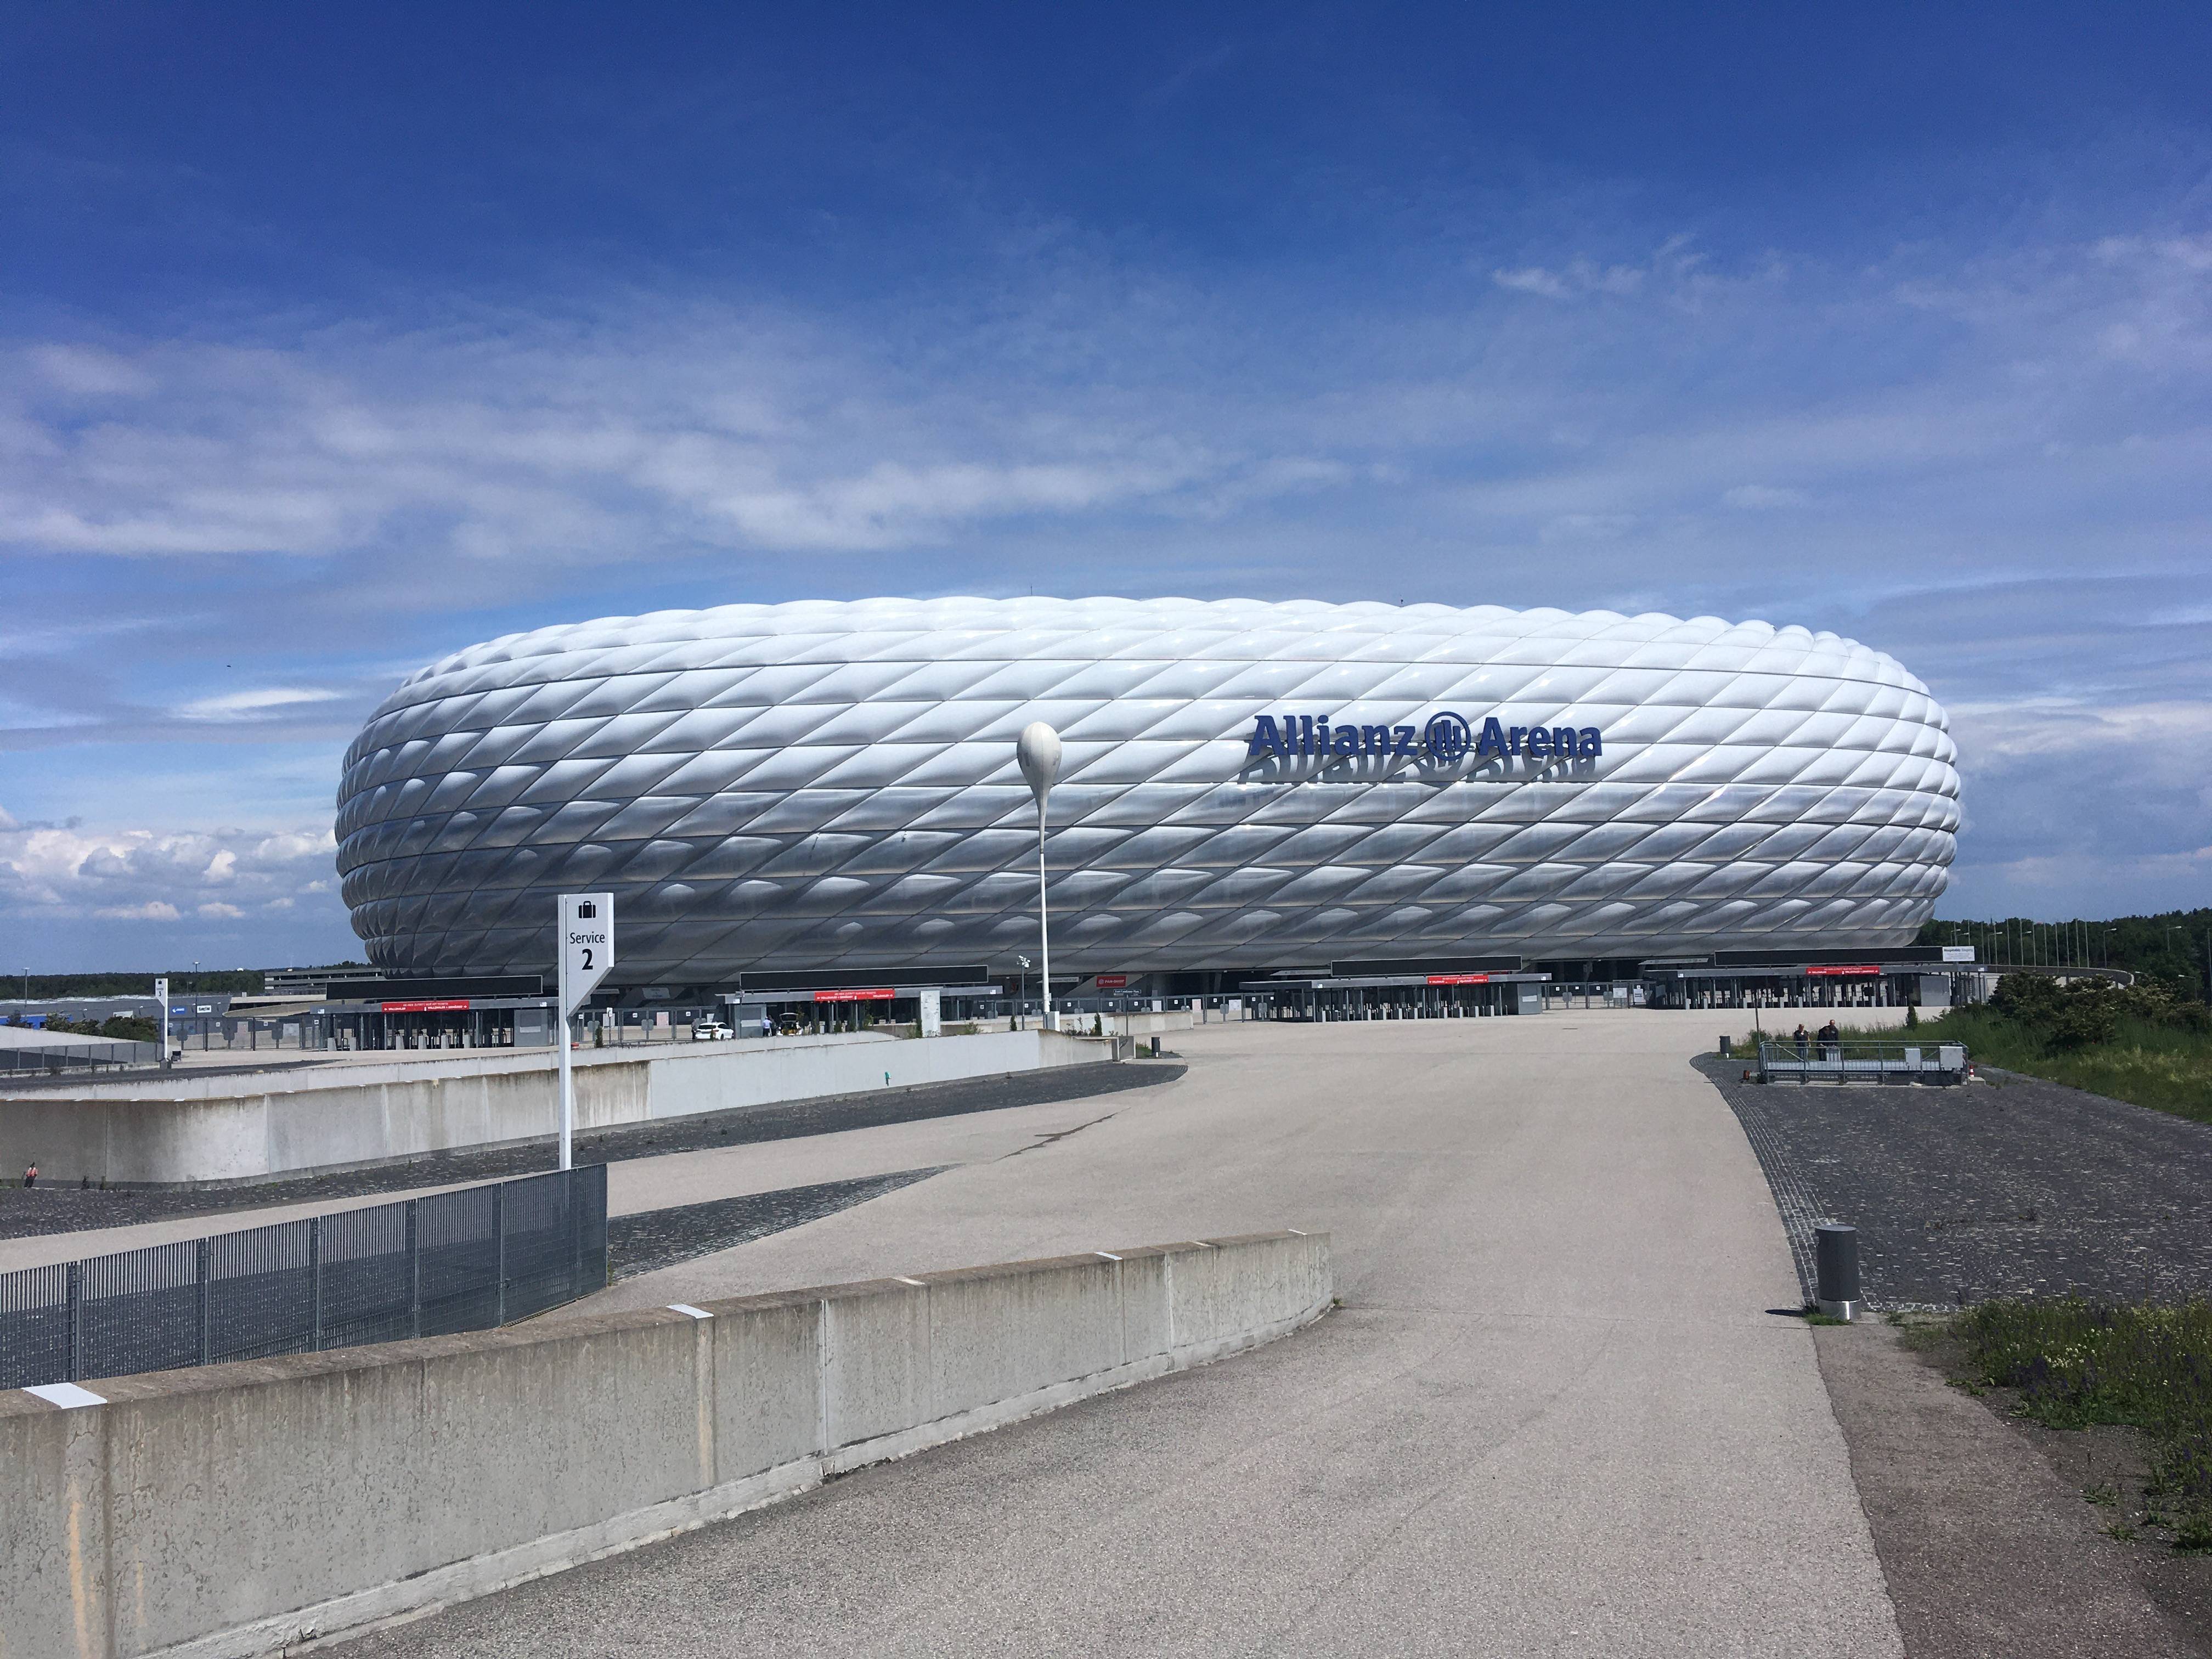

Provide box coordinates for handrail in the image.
[1754,1038,1969,1085]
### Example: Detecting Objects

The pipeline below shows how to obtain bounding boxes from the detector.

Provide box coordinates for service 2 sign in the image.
[557,892,615,1016]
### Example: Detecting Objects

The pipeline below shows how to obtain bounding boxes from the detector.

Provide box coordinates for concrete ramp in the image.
[0,1231,1329,1659]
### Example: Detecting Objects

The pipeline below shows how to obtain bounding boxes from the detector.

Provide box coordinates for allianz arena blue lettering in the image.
[1248,714,1603,761]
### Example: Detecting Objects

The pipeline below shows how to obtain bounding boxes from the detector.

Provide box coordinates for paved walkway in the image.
[356,1013,1903,1658]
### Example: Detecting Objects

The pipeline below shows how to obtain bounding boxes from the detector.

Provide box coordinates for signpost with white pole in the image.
[555,893,614,1170]
[1015,722,1062,1031]
[154,977,169,1066]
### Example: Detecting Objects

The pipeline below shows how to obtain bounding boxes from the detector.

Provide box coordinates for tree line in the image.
[1918,910,2212,1001]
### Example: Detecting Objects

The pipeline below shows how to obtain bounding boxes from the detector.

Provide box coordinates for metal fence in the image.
[1755,1039,1969,1085]
[0,1040,162,1076]
[0,1164,607,1390]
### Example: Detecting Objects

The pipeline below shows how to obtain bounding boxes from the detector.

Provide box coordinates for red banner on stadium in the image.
[380,998,471,1012]
[814,987,896,1002]
[1804,965,1882,977]
[1095,974,1128,989]
[1426,973,1491,985]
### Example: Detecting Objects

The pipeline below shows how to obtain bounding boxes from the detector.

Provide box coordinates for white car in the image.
[691,1022,735,1041]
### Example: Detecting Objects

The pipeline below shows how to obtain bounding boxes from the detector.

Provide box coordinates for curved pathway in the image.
[362,1014,1904,1658]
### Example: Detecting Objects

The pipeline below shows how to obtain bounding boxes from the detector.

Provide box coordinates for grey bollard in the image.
[1815,1224,1861,1321]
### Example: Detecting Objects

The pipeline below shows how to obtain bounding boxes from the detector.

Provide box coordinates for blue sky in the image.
[3,3,2208,970]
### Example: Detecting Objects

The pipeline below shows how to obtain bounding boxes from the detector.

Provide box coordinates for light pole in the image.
[1015,955,1032,1025]
[1017,721,1062,1031]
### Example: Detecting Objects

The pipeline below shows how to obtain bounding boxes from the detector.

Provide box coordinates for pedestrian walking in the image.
[1792,1023,1809,1061]
[22,1163,37,1189]
[1817,1018,1841,1061]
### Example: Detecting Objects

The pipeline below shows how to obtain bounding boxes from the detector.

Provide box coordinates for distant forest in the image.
[3,963,369,1001]
[1917,910,2212,998]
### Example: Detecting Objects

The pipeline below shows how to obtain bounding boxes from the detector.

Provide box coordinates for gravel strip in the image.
[607,1167,948,1279]
[1696,1054,2212,1308]
[0,1060,1184,1240]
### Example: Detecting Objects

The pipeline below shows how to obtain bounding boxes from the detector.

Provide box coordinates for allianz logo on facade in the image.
[1246,711,1604,761]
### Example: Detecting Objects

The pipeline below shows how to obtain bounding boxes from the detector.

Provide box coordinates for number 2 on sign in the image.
[581,948,593,970]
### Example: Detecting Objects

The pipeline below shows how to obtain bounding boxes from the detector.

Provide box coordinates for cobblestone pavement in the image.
[1697,1055,2212,1308]
[608,1167,947,1279]
[0,1060,1182,1240]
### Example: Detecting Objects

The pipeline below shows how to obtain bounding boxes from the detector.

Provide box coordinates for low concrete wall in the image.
[0,1029,1108,1188]
[2,1231,1330,1659]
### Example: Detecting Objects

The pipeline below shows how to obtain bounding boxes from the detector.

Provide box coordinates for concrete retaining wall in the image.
[1,1231,1330,1659]
[0,1029,1107,1188]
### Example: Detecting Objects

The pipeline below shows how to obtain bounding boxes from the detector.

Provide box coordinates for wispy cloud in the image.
[2,191,2209,955]
[178,687,345,720]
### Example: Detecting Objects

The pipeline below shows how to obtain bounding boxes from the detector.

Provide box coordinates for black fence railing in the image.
[0,1164,607,1390]
[0,1039,162,1075]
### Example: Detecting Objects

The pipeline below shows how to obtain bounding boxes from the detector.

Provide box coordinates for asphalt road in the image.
[351,1013,1903,1659]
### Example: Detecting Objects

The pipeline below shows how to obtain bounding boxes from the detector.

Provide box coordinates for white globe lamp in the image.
[1016,721,1062,1029]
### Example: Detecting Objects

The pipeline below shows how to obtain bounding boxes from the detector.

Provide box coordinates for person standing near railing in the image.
[1817,1018,1841,1062]
[1792,1023,1810,1062]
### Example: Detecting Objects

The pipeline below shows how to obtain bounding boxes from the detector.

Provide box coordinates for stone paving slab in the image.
[1696,1055,2212,1307]
[608,1166,947,1278]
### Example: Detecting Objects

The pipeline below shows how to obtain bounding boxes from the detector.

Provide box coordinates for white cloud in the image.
[1492,267,1568,298]
[95,901,181,921]
[176,688,346,720]
[1488,239,1703,303]
[1540,513,1636,542]
[0,310,1340,562]
[27,345,157,398]
[1722,485,1810,510]
[0,810,337,924]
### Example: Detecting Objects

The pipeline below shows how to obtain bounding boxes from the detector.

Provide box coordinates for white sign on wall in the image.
[557,893,615,1017]
[919,987,942,1038]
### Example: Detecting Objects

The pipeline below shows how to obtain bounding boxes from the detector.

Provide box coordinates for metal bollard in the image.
[1815,1224,1861,1321]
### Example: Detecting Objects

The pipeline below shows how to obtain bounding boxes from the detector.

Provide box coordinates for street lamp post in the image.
[1016,722,1063,1032]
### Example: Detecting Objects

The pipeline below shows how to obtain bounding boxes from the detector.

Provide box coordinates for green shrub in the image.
[2047,995,2120,1050]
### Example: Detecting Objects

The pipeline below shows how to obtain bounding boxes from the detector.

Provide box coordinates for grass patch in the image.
[1955,1297,2212,1548]
[1918,1007,2212,1121]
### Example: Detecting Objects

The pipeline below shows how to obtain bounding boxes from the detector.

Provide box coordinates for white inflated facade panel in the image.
[336,597,1959,981]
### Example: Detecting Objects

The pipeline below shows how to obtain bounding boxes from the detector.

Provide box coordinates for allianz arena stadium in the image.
[335,597,1960,989]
